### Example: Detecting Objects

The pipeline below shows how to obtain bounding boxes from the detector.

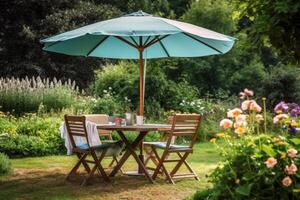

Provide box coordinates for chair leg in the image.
[81,165,97,186]
[91,150,110,182]
[176,152,199,180]
[66,153,88,181]
[170,152,189,176]
[151,147,175,184]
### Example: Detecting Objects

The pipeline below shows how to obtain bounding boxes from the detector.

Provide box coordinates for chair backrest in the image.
[166,114,202,149]
[84,114,112,139]
[64,115,89,149]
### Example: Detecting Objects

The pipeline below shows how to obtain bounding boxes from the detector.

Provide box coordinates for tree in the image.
[234,0,300,63]
[0,0,121,88]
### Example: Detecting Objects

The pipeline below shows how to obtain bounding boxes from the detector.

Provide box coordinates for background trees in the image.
[0,0,299,109]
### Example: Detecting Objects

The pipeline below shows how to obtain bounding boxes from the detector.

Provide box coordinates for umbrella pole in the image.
[139,48,144,116]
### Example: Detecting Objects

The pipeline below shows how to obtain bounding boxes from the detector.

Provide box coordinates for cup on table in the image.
[115,117,122,126]
[136,115,143,125]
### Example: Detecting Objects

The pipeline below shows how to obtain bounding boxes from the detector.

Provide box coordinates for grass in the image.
[0,142,221,200]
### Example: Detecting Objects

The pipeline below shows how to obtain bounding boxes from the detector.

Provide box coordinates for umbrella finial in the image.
[125,10,152,17]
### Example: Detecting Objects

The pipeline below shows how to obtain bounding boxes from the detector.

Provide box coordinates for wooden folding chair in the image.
[144,116,175,173]
[64,115,111,185]
[145,114,202,184]
[85,114,124,172]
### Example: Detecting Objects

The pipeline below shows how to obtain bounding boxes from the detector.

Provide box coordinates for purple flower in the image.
[289,125,298,135]
[274,101,289,113]
[291,106,300,117]
[287,103,300,110]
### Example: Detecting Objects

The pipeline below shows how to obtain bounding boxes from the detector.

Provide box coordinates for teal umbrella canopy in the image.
[41,11,235,59]
[41,11,236,115]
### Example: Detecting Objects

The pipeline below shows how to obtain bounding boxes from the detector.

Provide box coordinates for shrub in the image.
[0,114,64,157]
[261,65,300,108]
[0,153,12,176]
[194,135,300,200]
[0,76,79,115]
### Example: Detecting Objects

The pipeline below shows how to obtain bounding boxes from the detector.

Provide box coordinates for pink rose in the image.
[264,157,277,168]
[285,164,298,175]
[287,149,298,158]
[282,176,292,187]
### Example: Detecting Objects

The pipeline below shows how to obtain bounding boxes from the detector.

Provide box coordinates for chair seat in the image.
[143,141,191,151]
[77,140,125,157]
[77,143,112,150]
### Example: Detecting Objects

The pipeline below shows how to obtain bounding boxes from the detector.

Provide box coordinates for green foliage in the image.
[261,65,300,107]
[0,76,79,116]
[233,0,300,63]
[182,0,236,35]
[0,115,64,157]
[0,153,12,176]
[194,135,300,200]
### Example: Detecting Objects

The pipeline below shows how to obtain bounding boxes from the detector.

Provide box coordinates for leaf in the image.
[262,145,276,157]
[290,138,300,145]
[242,172,257,181]
[235,184,253,196]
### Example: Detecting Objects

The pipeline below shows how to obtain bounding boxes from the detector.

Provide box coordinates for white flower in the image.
[108,87,112,90]
[103,90,107,93]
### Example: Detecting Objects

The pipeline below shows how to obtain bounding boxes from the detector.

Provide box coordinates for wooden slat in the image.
[71,132,85,136]
[172,173,197,179]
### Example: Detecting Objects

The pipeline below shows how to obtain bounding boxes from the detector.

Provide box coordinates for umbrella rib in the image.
[158,40,170,57]
[130,36,139,47]
[183,33,223,54]
[144,35,169,48]
[114,36,138,49]
[143,36,151,46]
[86,36,109,56]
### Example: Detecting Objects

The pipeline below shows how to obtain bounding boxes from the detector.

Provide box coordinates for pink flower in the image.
[235,114,248,122]
[234,121,248,129]
[249,101,262,112]
[220,119,233,129]
[287,149,298,158]
[285,164,298,175]
[264,157,277,168]
[227,108,243,118]
[244,88,254,96]
[273,114,289,124]
[241,100,252,110]
[282,176,292,187]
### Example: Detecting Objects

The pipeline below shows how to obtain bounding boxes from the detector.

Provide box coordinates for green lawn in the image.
[0,142,221,200]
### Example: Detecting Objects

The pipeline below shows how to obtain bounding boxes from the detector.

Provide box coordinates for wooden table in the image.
[97,124,171,183]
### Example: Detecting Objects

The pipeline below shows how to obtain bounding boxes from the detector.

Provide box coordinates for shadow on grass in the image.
[0,169,195,200]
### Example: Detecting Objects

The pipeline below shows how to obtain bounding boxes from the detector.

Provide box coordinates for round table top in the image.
[96,124,171,132]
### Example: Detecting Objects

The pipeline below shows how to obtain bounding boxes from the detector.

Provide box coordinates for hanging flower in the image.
[264,157,277,168]
[220,119,233,129]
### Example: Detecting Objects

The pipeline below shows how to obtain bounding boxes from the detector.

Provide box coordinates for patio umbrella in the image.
[41,10,235,116]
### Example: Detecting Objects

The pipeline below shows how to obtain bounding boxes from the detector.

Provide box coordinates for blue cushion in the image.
[77,143,111,150]
[144,141,191,150]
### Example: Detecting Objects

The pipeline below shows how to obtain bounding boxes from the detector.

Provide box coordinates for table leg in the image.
[138,137,144,174]
[110,131,153,183]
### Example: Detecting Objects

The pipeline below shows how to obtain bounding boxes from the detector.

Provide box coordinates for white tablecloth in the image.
[60,121,101,155]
